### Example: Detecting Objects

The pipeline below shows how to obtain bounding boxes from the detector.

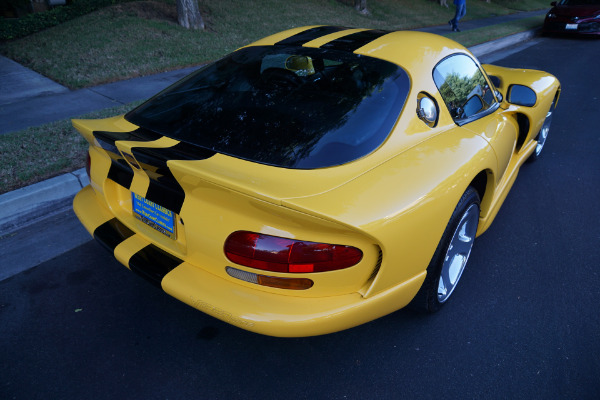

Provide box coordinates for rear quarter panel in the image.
[284,125,497,297]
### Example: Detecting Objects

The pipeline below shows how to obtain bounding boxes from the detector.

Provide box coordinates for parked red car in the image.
[543,0,600,35]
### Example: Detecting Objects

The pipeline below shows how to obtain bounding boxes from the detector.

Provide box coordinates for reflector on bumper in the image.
[226,266,314,290]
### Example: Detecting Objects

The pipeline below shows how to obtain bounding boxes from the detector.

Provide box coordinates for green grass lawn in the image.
[0,0,550,88]
[0,0,551,194]
[0,103,140,194]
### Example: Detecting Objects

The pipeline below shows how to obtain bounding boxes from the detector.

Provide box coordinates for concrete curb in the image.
[0,29,541,235]
[0,168,89,235]
[469,28,541,58]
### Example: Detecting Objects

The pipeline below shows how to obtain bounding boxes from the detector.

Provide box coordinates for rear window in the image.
[126,46,410,169]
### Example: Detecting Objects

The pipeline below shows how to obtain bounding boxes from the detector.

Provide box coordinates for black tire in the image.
[410,187,480,313]
[528,96,556,162]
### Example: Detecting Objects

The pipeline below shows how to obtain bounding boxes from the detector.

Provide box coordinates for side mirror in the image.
[417,96,438,127]
[462,94,484,117]
[507,84,536,107]
[551,1,557,6]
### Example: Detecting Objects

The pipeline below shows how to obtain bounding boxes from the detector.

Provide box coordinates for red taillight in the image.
[85,152,91,179]
[224,231,363,273]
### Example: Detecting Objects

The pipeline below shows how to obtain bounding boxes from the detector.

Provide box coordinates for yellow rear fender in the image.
[284,126,497,297]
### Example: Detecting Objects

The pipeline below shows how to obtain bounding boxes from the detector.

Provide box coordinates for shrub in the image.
[0,0,130,40]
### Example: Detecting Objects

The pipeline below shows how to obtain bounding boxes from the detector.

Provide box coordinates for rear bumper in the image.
[73,185,425,337]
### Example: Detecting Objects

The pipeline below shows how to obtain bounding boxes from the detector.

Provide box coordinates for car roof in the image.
[245,26,471,71]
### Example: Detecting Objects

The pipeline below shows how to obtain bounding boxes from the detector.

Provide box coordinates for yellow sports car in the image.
[73,27,560,337]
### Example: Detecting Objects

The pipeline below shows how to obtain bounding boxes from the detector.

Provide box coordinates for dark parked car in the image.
[543,0,600,35]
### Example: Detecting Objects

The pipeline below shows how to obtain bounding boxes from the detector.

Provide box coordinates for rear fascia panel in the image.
[74,185,425,337]
[73,117,383,298]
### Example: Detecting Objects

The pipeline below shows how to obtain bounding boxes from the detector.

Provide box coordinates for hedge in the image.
[0,0,129,40]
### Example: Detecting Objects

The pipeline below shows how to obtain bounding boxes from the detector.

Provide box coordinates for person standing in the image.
[449,0,467,32]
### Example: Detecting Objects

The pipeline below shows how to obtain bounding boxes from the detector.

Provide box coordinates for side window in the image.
[433,54,497,123]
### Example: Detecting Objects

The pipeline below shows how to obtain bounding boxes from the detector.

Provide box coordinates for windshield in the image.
[126,46,409,169]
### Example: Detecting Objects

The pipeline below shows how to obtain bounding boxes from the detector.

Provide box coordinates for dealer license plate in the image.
[132,193,176,239]
[565,24,578,30]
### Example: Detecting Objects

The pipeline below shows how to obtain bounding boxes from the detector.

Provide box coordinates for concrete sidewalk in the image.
[416,9,547,35]
[0,9,548,235]
[0,55,69,105]
[0,64,201,135]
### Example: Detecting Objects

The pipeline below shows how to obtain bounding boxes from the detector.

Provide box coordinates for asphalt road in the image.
[2,36,599,400]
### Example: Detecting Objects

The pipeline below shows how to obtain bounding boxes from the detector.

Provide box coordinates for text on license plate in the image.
[565,24,578,30]
[132,193,176,239]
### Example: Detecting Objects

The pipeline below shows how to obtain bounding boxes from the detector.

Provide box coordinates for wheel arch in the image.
[468,169,496,228]
[514,112,531,152]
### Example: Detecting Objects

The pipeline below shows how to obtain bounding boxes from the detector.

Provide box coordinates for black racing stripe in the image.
[107,158,134,189]
[129,244,183,287]
[133,141,217,164]
[275,26,349,47]
[144,169,184,215]
[94,127,217,214]
[320,29,391,52]
[94,128,163,146]
[94,133,120,155]
[94,128,162,190]
[93,218,135,253]
[132,142,216,215]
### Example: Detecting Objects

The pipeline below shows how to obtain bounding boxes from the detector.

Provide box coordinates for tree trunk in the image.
[177,0,205,30]
[354,0,368,15]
